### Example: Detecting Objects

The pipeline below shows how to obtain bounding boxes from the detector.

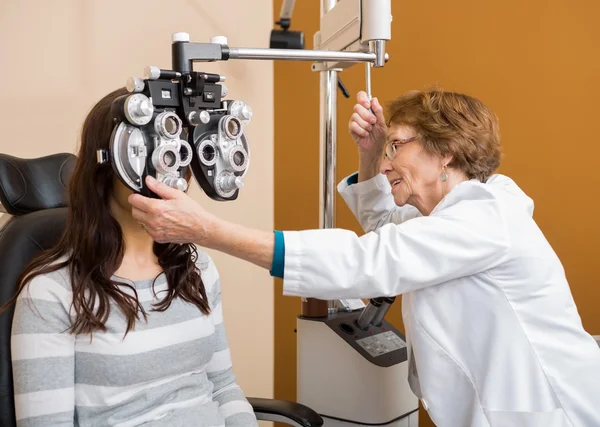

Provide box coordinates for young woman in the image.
[5,88,258,426]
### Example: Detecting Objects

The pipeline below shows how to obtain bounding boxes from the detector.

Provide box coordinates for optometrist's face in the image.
[380,124,444,209]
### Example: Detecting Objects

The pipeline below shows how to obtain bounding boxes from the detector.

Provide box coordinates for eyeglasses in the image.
[384,136,418,159]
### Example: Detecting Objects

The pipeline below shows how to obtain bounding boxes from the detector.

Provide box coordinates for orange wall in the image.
[274,1,600,426]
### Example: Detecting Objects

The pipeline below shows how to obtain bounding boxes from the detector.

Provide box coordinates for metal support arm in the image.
[171,36,387,73]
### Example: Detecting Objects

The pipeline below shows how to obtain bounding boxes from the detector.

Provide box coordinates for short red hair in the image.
[387,89,502,181]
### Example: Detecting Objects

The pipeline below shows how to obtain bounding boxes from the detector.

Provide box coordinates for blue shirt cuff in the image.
[270,230,285,279]
[347,173,359,186]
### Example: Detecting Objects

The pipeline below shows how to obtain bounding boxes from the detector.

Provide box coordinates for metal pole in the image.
[322,0,338,315]
[228,47,381,63]
[319,70,337,231]
[301,0,339,318]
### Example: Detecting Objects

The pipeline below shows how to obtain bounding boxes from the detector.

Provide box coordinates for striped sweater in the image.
[10,252,258,427]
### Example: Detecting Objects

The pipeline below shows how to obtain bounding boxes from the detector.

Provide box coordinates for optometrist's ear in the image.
[442,154,453,165]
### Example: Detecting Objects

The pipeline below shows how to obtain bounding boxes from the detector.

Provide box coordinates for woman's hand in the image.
[349,91,387,157]
[129,176,218,246]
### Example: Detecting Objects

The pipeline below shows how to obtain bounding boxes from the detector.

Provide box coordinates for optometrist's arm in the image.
[212,183,509,300]
[278,184,510,299]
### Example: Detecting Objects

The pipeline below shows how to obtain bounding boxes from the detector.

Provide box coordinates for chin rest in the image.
[0,153,323,427]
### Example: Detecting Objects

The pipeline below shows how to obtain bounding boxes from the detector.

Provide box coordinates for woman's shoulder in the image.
[19,257,73,305]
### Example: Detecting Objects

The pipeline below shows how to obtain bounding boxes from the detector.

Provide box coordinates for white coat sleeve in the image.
[282,186,510,299]
[338,172,421,232]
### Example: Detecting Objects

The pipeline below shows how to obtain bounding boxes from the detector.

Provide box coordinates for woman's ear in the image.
[442,154,453,167]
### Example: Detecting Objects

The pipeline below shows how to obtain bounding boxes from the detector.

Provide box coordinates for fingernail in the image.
[147,175,156,182]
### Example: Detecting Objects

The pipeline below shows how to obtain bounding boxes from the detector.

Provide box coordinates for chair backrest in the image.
[0,153,76,427]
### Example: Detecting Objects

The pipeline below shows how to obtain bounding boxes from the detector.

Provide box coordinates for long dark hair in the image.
[2,87,210,335]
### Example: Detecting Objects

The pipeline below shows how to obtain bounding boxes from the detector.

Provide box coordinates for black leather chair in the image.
[0,153,322,427]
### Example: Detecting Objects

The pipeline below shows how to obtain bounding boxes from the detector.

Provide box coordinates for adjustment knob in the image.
[144,65,161,80]
[211,36,228,45]
[199,111,211,124]
[239,105,252,120]
[126,77,145,93]
[230,101,253,122]
[221,175,244,191]
[162,176,188,192]
[137,99,153,117]
[124,94,154,125]
[173,32,190,43]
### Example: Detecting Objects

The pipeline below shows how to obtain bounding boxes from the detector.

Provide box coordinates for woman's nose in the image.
[380,157,393,175]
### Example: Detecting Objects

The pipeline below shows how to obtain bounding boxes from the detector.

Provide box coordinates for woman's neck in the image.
[413,170,469,216]
[109,196,162,281]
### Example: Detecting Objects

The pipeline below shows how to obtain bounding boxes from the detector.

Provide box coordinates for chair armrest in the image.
[248,397,323,427]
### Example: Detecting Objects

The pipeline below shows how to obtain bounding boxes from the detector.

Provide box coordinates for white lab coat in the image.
[281,172,600,427]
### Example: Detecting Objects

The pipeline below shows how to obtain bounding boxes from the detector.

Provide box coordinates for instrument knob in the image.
[144,65,161,80]
[162,176,188,192]
[173,32,190,43]
[211,36,228,45]
[126,77,145,93]
[220,174,244,192]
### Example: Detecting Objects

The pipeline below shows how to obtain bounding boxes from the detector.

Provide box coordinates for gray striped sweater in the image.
[10,252,258,427]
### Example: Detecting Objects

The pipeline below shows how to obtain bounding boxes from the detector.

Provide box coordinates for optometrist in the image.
[129,89,600,427]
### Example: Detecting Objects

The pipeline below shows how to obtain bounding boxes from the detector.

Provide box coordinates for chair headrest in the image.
[0,153,76,215]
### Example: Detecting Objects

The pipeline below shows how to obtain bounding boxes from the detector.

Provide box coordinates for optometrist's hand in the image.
[349,91,387,157]
[129,176,276,271]
[129,176,218,245]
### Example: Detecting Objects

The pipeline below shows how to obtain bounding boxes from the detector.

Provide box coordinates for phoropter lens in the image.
[155,111,182,140]
[180,144,190,163]
[233,151,245,166]
[227,119,240,137]
[163,151,177,167]
[203,145,216,162]
[222,116,242,140]
[178,140,193,168]
[164,116,179,136]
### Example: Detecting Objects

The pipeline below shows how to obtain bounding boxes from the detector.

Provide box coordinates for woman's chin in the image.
[392,194,409,207]
[391,186,408,206]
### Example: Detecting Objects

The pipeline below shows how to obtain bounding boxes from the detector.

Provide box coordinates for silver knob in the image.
[173,32,190,43]
[199,111,210,124]
[240,105,252,120]
[211,35,228,45]
[144,65,161,80]
[221,174,244,192]
[126,77,145,93]
[137,99,153,117]
[124,94,154,125]
[162,176,188,192]
[231,101,253,122]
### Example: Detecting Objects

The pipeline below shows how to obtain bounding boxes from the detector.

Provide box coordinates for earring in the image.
[440,165,448,182]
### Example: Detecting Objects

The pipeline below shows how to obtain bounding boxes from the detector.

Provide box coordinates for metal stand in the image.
[169,1,390,317]
[318,0,339,316]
